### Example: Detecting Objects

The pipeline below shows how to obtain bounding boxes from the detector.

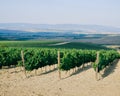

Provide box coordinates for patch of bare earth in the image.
[0,60,120,96]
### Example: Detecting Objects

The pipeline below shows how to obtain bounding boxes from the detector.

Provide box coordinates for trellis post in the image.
[21,50,27,78]
[95,51,99,81]
[58,51,61,79]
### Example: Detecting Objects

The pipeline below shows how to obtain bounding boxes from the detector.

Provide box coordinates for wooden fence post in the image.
[95,67,98,81]
[21,50,27,78]
[95,51,99,81]
[58,51,61,79]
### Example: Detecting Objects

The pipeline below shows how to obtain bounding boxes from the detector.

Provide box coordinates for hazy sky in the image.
[0,0,120,27]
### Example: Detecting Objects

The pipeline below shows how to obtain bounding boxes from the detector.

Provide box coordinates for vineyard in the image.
[0,48,120,79]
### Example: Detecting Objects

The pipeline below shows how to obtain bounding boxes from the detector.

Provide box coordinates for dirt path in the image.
[48,42,70,46]
[0,59,120,96]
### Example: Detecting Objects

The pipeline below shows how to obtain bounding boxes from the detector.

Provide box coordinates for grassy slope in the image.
[0,40,108,50]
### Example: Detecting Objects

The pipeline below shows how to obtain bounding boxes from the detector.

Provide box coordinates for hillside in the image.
[0,59,120,96]
[78,35,120,45]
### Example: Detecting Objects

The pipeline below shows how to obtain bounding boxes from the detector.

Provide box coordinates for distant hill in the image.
[0,29,77,40]
[0,23,120,34]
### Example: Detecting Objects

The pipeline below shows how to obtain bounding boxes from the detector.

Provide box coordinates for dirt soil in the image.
[0,60,120,96]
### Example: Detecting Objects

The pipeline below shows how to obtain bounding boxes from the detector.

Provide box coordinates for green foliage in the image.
[0,48,21,67]
[93,50,119,72]
[23,48,57,71]
[59,49,96,71]
[0,47,119,73]
[0,48,58,71]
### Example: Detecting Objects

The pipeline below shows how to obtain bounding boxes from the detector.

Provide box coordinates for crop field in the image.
[0,46,120,96]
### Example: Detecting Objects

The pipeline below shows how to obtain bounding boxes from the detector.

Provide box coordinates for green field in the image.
[0,40,108,50]
[0,40,61,47]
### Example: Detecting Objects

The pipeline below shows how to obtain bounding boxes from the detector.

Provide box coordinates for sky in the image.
[0,0,120,27]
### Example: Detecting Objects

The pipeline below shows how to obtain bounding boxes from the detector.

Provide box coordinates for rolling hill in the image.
[0,23,120,34]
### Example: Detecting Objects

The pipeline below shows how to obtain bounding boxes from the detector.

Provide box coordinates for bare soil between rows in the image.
[0,60,120,96]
